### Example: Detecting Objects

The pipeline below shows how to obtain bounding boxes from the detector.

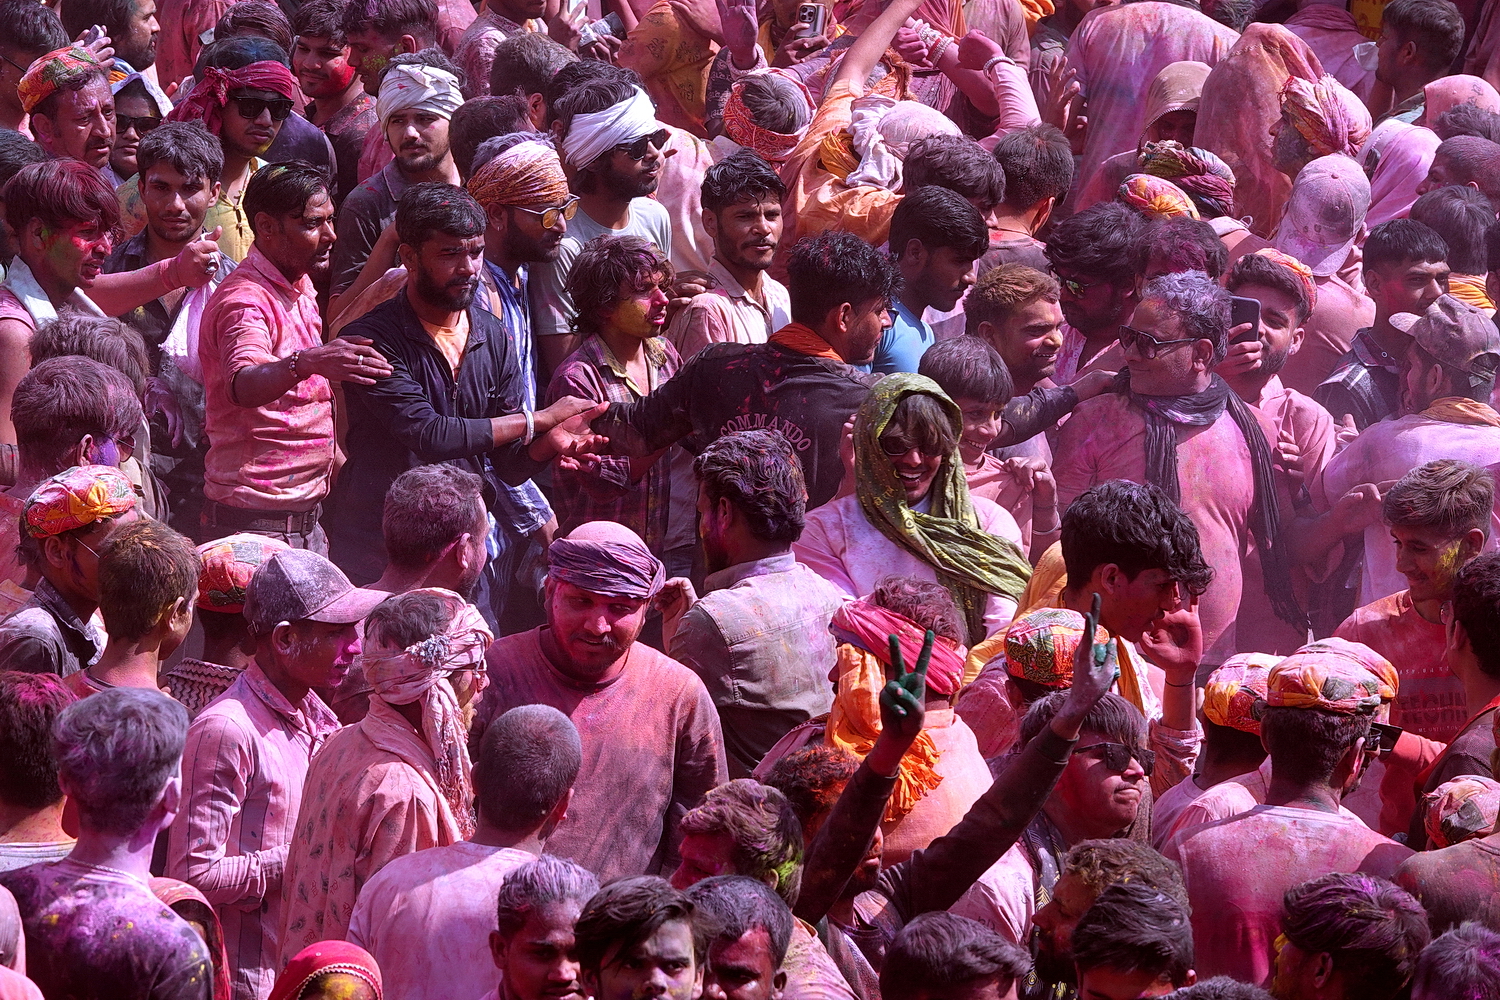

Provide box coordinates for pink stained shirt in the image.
[198,246,335,512]
[0,967,40,1000]
[1284,4,1379,108]
[947,841,1036,946]
[1066,2,1238,212]
[278,698,466,965]
[792,492,1024,640]
[1051,324,1123,387]
[1052,393,1270,662]
[166,661,340,1000]
[347,843,535,1000]
[472,628,729,882]
[784,918,859,1000]
[1277,269,1377,397]
[665,257,792,360]
[1164,804,1413,984]
[1336,591,1463,745]
[1319,413,1500,606]
[1149,774,1212,851]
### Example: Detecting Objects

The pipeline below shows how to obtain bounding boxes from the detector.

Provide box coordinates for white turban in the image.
[845,95,961,191]
[377,63,464,127]
[562,87,662,169]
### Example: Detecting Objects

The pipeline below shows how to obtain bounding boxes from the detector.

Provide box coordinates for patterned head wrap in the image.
[1424,775,1500,848]
[1202,653,1278,734]
[268,942,383,1000]
[548,521,665,599]
[1252,247,1319,312]
[1279,74,1373,159]
[1266,638,1391,714]
[830,599,966,695]
[166,62,298,134]
[18,46,105,115]
[1003,608,1108,688]
[376,63,464,128]
[562,87,660,169]
[468,137,569,211]
[844,96,960,191]
[1119,174,1199,219]
[362,588,493,840]
[1138,141,1236,216]
[195,533,291,613]
[723,75,813,164]
[23,465,137,539]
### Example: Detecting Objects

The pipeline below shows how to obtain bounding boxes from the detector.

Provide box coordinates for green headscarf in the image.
[855,373,1032,644]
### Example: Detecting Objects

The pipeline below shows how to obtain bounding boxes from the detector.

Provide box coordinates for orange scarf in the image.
[1421,397,1500,427]
[769,322,845,361]
[1449,274,1496,315]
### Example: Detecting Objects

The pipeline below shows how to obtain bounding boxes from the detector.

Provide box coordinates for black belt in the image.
[203,500,322,536]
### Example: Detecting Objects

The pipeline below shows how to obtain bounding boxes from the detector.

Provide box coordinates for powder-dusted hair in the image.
[870,575,963,645]
[0,671,75,809]
[694,430,806,545]
[11,356,142,477]
[762,745,860,830]
[965,264,1059,335]
[495,855,599,940]
[1382,459,1494,537]
[574,877,707,975]
[679,779,804,905]
[53,688,187,835]
[3,158,119,238]
[1281,873,1430,1000]
[881,913,1030,1000]
[381,464,486,568]
[475,705,582,834]
[685,875,794,967]
[98,520,200,643]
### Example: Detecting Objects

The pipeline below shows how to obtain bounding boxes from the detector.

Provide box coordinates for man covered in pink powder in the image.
[1163,641,1414,985]
[473,521,728,882]
[1053,270,1307,663]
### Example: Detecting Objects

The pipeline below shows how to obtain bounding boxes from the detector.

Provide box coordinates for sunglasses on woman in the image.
[616,129,670,160]
[513,195,581,232]
[231,96,295,122]
[1076,741,1155,777]
[116,114,162,135]
[1119,325,1196,361]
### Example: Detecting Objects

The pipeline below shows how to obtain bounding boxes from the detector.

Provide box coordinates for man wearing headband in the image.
[280,587,492,960]
[1165,642,1413,983]
[157,37,302,262]
[330,50,462,302]
[340,0,442,184]
[476,521,728,881]
[530,72,673,377]
[20,46,115,171]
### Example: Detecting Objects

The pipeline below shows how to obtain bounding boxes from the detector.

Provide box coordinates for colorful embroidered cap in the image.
[1266,638,1391,715]
[1424,775,1500,848]
[1004,608,1108,688]
[18,46,104,116]
[23,464,137,539]
[1202,653,1278,733]
[195,533,291,613]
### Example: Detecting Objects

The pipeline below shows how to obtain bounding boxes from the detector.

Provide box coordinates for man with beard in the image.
[59,0,160,80]
[664,430,843,777]
[328,183,604,585]
[530,76,672,377]
[667,152,791,360]
[1043,203,1149,386]
[330,49,462,302]
[199,161,390,551]
[474,521,729,881]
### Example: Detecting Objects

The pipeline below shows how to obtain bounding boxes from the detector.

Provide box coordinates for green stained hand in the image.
[879,629,932,742]
[1068,592,1119,711]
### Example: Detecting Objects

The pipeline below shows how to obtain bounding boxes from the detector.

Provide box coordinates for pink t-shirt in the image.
[1164,804,1413,984]
[880,709,994,868]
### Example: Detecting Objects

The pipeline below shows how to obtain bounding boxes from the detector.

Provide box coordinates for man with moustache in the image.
[328,183,606,585]
[473,521,729,882]
[199,161,392,552]
[330,49,463,302]
[19,46,116,172]
[666,152,792,359]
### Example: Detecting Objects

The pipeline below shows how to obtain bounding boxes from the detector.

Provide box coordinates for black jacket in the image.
[327,290,542,580]
[597,341,878,510]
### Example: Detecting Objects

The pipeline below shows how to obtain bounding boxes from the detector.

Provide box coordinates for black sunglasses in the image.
[1077,741,1155,777]
[1119,324,1196,361]
[116,114,162,135]
[616,128,669,160]
[231,96,295,122]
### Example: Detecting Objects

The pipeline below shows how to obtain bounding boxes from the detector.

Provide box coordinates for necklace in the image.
[70,858,145,883]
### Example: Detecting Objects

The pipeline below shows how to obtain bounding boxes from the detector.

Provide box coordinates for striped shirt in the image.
[166,662,340,1000]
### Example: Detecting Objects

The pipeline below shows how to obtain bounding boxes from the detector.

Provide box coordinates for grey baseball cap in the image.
[243,548,388,634]
[1390,294,1500,379]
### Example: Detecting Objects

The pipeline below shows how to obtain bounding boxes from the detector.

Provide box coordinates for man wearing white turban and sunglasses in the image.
[331,49,465,303]
[530,72,676,377]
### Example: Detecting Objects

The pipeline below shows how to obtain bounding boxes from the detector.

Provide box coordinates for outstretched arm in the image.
[830,0,928,91]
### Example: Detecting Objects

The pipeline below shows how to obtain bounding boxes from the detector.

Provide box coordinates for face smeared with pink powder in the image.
[606,278,670,339]
[40,220,112,290]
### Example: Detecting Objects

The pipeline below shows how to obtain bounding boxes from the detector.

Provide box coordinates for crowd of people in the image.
[0,0,1498,995]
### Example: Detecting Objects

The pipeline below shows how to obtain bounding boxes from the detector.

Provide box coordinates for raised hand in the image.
[1139,590,1202,683]
[957,29,1005,70]
[867,629,932,776]
[1055,593,1117,736]
[717,0,761,66]
[1214,326,1263,378]
[169,226,224,290]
